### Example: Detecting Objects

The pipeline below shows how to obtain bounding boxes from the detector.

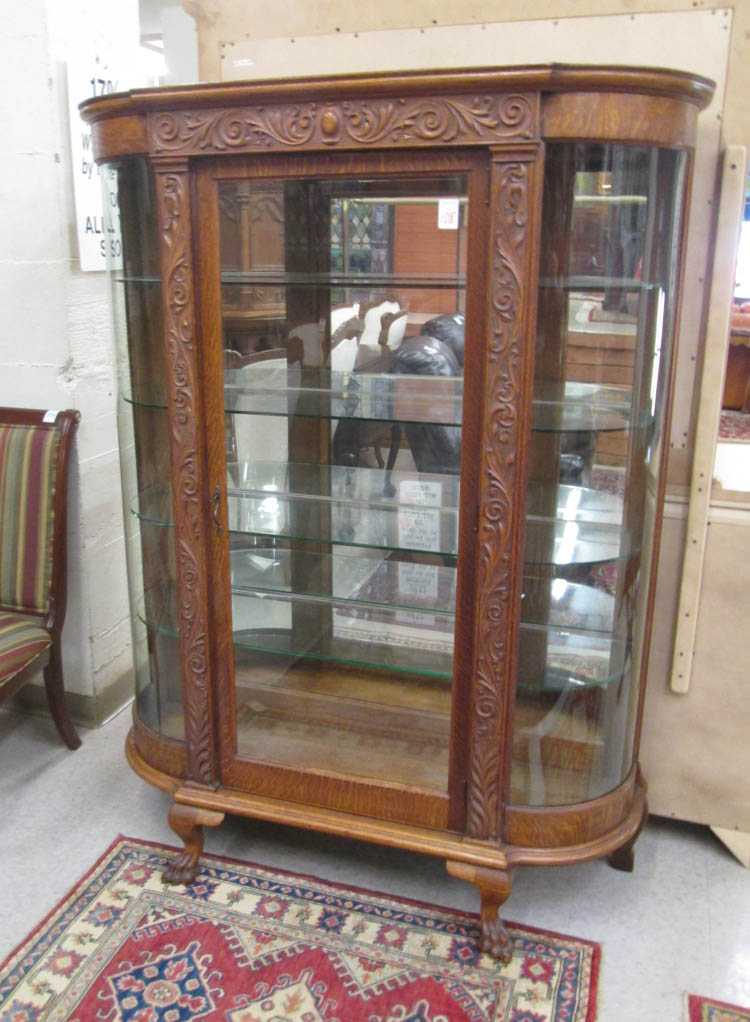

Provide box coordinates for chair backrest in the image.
[0,409,78,620]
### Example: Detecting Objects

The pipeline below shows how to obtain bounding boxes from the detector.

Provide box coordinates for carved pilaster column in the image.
[466,144,544,840]
[154,158,216,788]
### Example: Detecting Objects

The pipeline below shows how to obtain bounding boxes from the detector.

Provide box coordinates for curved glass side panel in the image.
[104,157,184,741]
[512,142,687,806]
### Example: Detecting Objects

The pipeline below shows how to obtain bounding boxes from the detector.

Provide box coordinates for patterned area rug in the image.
[689,994,750,1021]
[0,836,600,1021]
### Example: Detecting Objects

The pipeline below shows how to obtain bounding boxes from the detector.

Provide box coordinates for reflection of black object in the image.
[420,314,465,367]
[559,453,585,484]
[393,334,460,377]
[332,328,464,488]
[559,431,595,486]
[386,334,462,485]
[332,419,365,467]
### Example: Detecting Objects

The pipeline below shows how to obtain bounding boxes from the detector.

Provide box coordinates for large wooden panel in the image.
[641,508,750,831]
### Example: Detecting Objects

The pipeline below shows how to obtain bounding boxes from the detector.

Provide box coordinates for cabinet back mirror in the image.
[83,64,713,960]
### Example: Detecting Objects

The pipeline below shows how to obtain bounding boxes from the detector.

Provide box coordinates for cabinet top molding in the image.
[81,64,714,121]
[80,65,714,161]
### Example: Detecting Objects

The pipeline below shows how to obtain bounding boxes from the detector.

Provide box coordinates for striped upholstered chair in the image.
[0,408,81,748]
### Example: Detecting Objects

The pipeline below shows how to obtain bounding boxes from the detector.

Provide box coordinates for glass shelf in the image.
[123,375,638,435]
[224,366,464,426]
[222,270,467,290]
[522,577,614,633]
[525,517,628,566]
[225,370,635,433]
[117,273,659,292]
[137,594,625,689]
[532,382,633,433]
[538,275,662,291]
[137,563,623,690]
[519,623,626,691]
[115,271,468,289]
[132,468,628,565]
[231,547,456,617]
[231,546,618,631]
[527,481,623,524]
[136,462,461,556]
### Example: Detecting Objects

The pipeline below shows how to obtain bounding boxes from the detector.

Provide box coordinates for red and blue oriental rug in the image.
[0,837,599,1021]
[689,994,750,1022]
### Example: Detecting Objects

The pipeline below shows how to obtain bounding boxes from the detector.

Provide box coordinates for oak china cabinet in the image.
[81,64,713,961]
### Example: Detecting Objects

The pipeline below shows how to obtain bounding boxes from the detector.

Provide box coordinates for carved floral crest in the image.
[149,93,536,155]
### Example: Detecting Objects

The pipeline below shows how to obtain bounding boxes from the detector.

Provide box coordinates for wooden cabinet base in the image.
[129,729,647,960]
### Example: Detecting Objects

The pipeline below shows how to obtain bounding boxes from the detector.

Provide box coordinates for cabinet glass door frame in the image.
[195,147,494,831]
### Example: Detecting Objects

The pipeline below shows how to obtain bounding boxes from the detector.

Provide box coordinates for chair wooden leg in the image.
[163,802,225,885]
[43,638,81,750]
[447,861,515,964]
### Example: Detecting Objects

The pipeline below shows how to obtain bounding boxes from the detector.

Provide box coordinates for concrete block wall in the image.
[1,0,140,724]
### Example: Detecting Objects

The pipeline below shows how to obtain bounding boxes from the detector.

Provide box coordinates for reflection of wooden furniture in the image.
[0,408,81,749]
[83,64,713,962]
[392,200,468,315]
[722,323,750,411]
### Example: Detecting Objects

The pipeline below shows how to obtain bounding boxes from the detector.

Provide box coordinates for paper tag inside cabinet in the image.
[437,199,459,230]
[397,561,439,602]
[397,480,442,552]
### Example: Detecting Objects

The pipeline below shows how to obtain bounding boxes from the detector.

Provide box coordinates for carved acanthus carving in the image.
[148,93,536,155]
[156,166,214,788]
[467,157,532,841]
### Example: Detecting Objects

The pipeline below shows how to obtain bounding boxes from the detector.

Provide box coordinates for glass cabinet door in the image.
[214,168,472,795]
[513,143,687,806]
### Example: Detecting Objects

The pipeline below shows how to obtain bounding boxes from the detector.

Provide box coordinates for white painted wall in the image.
[1,0,140,716]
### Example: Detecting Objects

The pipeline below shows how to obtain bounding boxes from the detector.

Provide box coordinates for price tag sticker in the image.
[42,410,60,424]
[438,198,460,230]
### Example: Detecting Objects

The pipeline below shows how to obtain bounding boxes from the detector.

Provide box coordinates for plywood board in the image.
[221,8,730,471]
[642,510,750,831]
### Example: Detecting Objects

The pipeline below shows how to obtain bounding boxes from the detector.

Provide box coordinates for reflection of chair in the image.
[331,302,360,334]
[357,299,401,368]
[0,408,81,748]
[379,310,408,353]
[223,346,287,370]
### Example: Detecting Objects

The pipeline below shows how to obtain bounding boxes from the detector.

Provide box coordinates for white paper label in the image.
[42,410,60,423]
[397,480,442,552]
[438,198,460,230]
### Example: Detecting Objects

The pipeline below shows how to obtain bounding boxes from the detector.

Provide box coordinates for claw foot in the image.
[163,849,201,886]
[447,860,514,965]
[480,913,514,964]
[164,802,224,886]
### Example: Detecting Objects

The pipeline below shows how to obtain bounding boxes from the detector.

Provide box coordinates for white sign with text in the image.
[67,59,124,271]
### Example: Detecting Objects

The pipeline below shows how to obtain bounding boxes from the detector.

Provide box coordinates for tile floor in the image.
[1,705,748,1021]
